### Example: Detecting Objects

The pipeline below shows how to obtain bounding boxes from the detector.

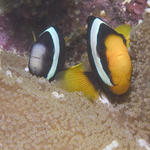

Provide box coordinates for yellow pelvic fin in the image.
[57,63,99,101]
[115,24,131,47]
[32,31,37,42]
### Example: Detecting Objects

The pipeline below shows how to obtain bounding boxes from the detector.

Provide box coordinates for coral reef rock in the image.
[0,11,150,149]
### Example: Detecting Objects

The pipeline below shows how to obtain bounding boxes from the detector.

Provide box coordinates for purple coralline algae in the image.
[0,0,148,57]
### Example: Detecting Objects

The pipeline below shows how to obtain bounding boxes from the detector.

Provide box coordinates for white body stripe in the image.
[90,18,113,86]
[41,27,60,80]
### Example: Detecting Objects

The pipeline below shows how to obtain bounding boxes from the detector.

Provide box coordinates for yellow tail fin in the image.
[57,63,99,101]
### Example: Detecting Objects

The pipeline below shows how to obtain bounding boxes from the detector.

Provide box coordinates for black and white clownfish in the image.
[86,16,132,95]
[28,26,65,81]
[28,26,98,101]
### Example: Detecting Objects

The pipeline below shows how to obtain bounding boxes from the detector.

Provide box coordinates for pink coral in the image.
[0,0,147,55]
[126,0,147,19]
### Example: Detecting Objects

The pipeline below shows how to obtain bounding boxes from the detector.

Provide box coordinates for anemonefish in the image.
[28,26,65,81]
[86,16,132,95]
[56,63,99,101]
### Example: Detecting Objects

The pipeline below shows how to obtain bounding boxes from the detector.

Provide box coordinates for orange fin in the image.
[115,24,131,47]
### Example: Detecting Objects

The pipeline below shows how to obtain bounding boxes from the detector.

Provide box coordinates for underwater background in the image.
[0,0,150,149]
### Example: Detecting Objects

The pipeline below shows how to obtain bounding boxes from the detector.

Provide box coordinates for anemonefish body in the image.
[87,16,132,95]
[56,63,99,101]
[28,26,65,81]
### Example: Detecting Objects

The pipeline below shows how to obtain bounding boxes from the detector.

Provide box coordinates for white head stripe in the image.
[41,27,60,80]
[90,18,113,86]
